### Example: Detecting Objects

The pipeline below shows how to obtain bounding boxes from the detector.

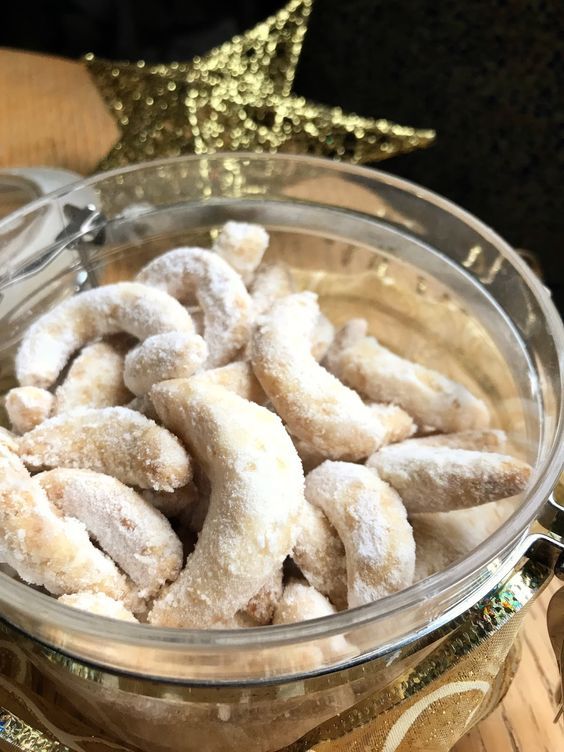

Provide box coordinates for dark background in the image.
[2,0,563,309]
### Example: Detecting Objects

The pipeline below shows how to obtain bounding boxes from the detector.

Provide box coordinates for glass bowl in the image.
[0,154,562,752]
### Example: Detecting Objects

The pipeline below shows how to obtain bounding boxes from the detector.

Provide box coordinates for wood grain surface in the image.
[0,48,563,752]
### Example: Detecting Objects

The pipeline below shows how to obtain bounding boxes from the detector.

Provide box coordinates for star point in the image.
[85,0,434,171]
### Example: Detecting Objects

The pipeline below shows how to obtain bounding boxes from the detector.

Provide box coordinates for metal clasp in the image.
[528,490,564,567]
[0,203,106,296]
[547,577,564,723]
[535,483,564,723]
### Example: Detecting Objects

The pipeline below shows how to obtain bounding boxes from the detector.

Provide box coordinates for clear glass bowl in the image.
[0,154,562,752]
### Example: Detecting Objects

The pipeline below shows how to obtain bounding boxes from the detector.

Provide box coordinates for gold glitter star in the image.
[85,0,435,171]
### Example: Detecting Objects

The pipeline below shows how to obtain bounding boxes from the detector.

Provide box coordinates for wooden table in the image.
[1,48,563,752]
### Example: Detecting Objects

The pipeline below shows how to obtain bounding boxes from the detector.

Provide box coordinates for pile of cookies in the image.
[0,221,532,629]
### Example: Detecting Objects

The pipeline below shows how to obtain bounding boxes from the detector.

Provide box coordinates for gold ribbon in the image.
[0,559,549,752]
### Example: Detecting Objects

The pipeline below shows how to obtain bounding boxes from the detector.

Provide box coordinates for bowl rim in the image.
[0,152,562,677]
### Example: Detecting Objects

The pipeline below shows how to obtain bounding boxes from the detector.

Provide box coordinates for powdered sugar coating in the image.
[0,427,18,453]
[190,360,268,404]
[249,262,294,317]
[38,469,183,599]
[136,247,252,367]
[273,580,351,661]
[149,379,305,627]
[251,277,334,361]
[411,499,517,581]
[310,313,335,362]
[0,445,135,604]
[124,331,208,396]
[368,403,416,443]
[5,386,53,434]
[292,501,347,610]
[274,579,338,624]
[213,221,269,284]
[15,282,194,388]
[250,292,414,460]
[392,428,507,453]
[305,461,415,607]
[297,411,412,472]
[367,444,531,513]
[58,592,138,622]
[19,406,192,491]
[53,340,131,414]
[325,319,490,432]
